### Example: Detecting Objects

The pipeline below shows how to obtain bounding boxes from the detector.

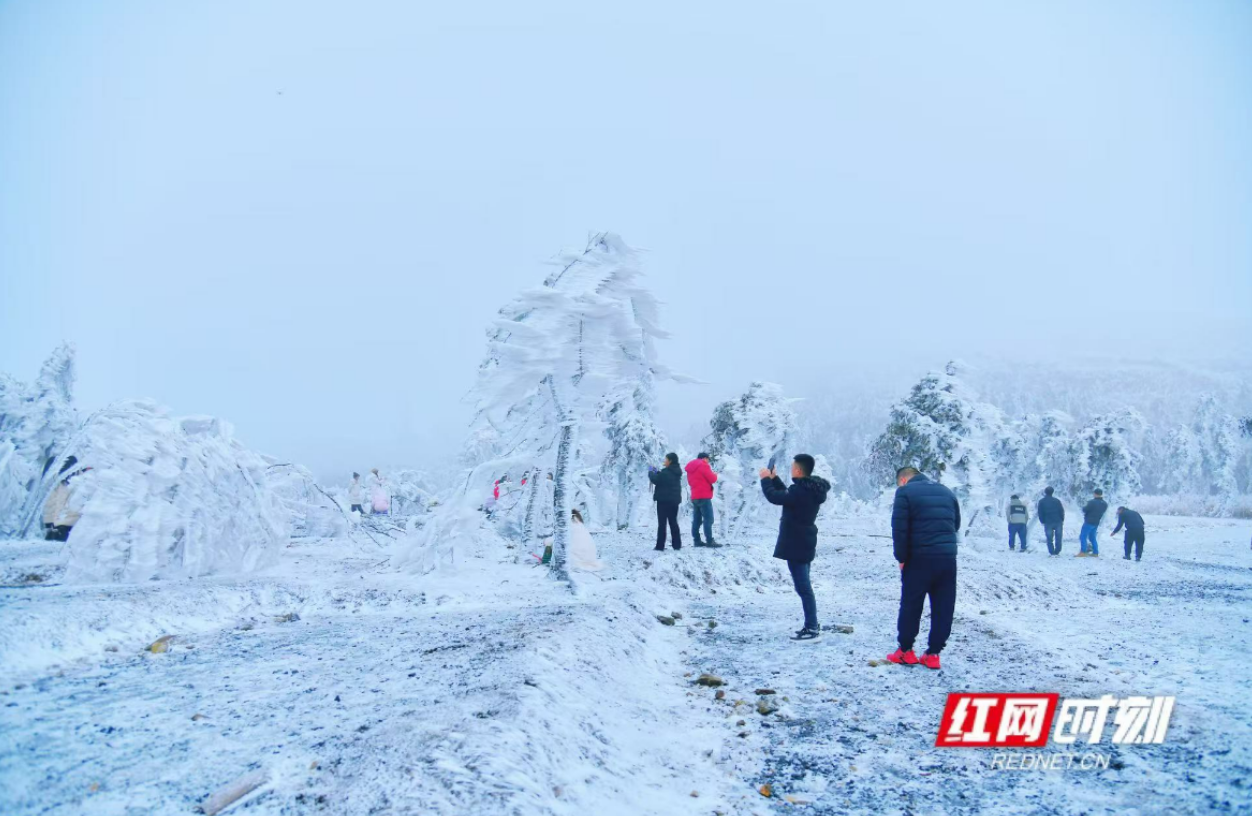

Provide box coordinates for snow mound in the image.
[57,400,289,583]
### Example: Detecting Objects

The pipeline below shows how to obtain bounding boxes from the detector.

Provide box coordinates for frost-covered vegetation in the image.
[860,361,1250,521]
[0,344,78,537]
[410,233,688,576]
[0,351,292,583]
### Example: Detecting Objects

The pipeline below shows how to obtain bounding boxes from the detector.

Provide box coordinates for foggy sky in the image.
[2,0,1250,481]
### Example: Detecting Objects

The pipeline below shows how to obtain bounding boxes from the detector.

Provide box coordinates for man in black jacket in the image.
[887,466,960,670]
[760,454,831,642]
[1037,486,1066,556]
[1113,507,1146,561]
[647,453,684,551]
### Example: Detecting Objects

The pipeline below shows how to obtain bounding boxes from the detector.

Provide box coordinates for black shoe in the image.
[1123,555,1130,560]
[705,540,723,548]
[790,627,821,643]
[693,540,708,547]
[653,546,665,552]
[673,545,682,551]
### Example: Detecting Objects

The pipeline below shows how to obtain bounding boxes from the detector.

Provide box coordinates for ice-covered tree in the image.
[1191,394,1239,499]
[1068,409,1144,503]
[412,233,681,579]
[866,361,1000,525]
[1158,425,1203,496]
[702,382,797,538]
[35,400,291,582]
[0,344,79,537]
[993,411,1075,502]
[601,370,666,530]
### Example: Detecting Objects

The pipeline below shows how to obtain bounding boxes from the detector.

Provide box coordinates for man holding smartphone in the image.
[760,454,831,642]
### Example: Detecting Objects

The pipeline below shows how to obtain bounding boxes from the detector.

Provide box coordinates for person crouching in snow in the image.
[887,466,960,670]
[1113,506,1146,561]
[759,454,831,642]
[347,472,364,514]
[685,452,721,548]
[43,457,87,542]
[568,509,604,572]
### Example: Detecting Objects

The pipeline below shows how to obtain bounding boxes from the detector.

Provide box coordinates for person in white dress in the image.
[568,509,604,572]
[369,468,390,514]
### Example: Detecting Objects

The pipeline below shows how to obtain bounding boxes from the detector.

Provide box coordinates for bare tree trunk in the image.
[520,468,539,560]
[615,470,635,530]
[547,377,574,583]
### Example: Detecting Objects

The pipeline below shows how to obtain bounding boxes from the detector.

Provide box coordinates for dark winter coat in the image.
[1082,497,1109,526]
[891,473,961,564]
[1037,495,1065,525]
[761,475,831,563]
[648,462,683,504]
[1112,509,1145,536]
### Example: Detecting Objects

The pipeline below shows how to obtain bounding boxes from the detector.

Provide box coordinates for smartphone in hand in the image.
[767,456,776,473]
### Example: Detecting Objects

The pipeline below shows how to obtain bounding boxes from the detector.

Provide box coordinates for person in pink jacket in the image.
[685,453,722,548]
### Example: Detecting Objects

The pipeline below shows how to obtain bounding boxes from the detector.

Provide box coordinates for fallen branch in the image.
[200,768,269,815]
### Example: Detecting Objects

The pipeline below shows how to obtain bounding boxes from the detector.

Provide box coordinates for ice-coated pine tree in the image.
[601,370,666,530]
[1159,424,1203,497]
[415,233,682,579]
[1191,394,1240,499]
[866,361,1001,528]
[993,411,1075,503]
[701,382,797,539]
[1068,409,1145,504]
[0,344,79,536]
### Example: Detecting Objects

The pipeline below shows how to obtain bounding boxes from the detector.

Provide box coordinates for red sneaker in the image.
[887,648,919,665]
[919,653,941,670]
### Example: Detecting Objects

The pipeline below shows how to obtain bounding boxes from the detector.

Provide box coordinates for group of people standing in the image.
[346,469,389,515]
[1008,487,1148,561]
[746,457,1154,665]
[646,452,724,550]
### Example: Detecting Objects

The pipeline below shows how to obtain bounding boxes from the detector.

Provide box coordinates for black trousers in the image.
[655,500,681,549]
[1123,531,1145,560]
[44,524,72,542]
[897,556,957,655]
[788,560,818,630]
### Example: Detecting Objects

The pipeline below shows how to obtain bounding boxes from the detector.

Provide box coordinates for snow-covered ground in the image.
[1,515,1249,815]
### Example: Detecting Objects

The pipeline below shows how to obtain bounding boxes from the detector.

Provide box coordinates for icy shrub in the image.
[266,462,348,538]
[392,494,509,574]
[56,400,289,582]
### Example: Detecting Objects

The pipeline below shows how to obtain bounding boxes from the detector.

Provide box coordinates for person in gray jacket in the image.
[1006,494,1029,552]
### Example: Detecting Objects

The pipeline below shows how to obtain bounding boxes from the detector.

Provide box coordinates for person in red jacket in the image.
[685,453,722,548]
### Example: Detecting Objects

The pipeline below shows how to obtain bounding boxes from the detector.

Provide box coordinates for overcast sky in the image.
[2,0,1249,480]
